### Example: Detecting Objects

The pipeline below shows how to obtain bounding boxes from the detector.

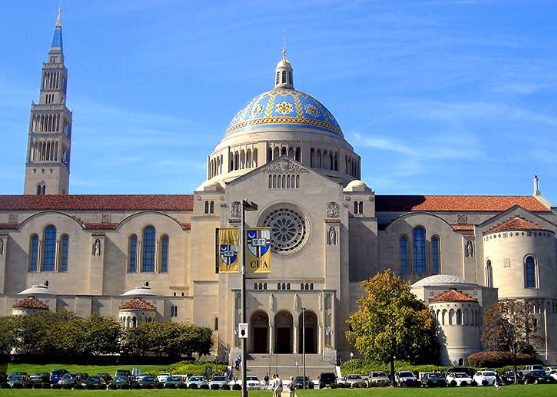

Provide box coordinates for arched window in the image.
[400,237,407,273]
[30,234,39,271]
[456,309,462,325]
[525,256,536,288]
[486,260,493,287]
[210,201,215,214]
[60,234,69,272]
[160,235,169,273]
[432,236,439,273]
[204,201,209,214]
[142,226,155,272]
[43,225,56,271]
[413,227,426,273]
[129,234,137,272]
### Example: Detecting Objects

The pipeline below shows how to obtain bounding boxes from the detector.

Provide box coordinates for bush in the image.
[23,382,33,389]
[85,384,97,390]
[189,383,198,389]
[121,383,131,390]
[1,383,11,389]
[154,382,164,389]
[165,383,176,389]
[232,383,241,390]
[73,383,85,390]
[62,383,73,389]
[51,383,63,389]
[12,383,24,389]
[330,382,337,389]
[221,384,231,390]
[200,384,210,389]
[142,383,153,389]
[468,351,537,368]
[178,382,187,389]
[449,380,456,387]
[211,383,220,390]
[108,383,118,390]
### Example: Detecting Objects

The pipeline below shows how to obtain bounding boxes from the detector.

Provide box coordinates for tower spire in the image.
[274,49,294,90]
[23,8,72,195]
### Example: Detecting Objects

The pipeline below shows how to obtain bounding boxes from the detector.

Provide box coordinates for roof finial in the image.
[534,175,541,195]
[282,47,287,61]
[56,6,62,27]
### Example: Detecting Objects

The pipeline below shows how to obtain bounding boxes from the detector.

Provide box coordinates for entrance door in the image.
[253,328,268,353]
[276,328,291,353]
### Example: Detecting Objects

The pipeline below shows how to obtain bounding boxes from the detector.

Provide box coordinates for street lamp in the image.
[350,352,354,374]
[241,199,257,397]
[302,307,306,389]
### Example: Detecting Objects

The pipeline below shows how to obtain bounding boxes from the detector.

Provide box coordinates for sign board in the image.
[238,323,248,339]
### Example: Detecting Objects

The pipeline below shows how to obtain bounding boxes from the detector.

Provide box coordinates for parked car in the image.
[50,369,68,384]
[58,373,80,385]
[501,369,524,384]
[445,367,477,377]
[111,375,131,388]
[549,370,557,382]
[295,375,315,389]
[524,369,555,384]
[8,372,30,382]
[369,371,391,386]
[94,373,113,383]
[245,375,262,390]
[114,369,132,379]
[186,375,208,388]
[164,375,184,388]
[446,372,474,386]
[209,375,229,388]
[340,374,365,387]
[137,375,158,386]
[30,371,50,383]
[318,372,337,388]
[8,375,26,387]
[419,372,446,387]
[157,372,171,383]
[82,376,107,388]
[394,370,418,387]
[473,370,497,386]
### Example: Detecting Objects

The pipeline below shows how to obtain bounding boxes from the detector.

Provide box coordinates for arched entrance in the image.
[298,310,317,354]
[274,311,293,353]
[250,311,269,353]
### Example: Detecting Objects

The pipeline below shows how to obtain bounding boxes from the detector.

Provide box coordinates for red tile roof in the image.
[485,217,550,234]
[13,297,49,309]
[0,195,194,211]
[451,225,474,231]
[375,195,550,212]
[119,299,156,310]
[430,290,477,303]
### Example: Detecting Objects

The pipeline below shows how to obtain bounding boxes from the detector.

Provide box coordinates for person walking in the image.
[273,374,283,397]
[494,372,501,390]
[287,376,297,397]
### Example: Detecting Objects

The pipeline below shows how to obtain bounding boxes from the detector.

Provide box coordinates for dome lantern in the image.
[275,48,294,89]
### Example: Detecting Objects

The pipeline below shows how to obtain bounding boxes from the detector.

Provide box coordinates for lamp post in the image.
[350,352,354,374]
[302,307,306,389]
[241,199,257,397]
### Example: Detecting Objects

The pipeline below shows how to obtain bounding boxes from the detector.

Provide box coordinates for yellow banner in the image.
[216,228,239,273]
[246,228,271,273]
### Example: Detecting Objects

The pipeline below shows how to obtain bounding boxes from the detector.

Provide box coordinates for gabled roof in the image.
[13,297,49,309]
[0,195,194,211]
[430,290,477,303]
[119,299,156,310]
[485,217,551,234]
[375,195,550,212]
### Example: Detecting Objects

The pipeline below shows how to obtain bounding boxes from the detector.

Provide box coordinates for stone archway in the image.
[274,311,293,353]
[251,311,269,353]
[298,310,317,354]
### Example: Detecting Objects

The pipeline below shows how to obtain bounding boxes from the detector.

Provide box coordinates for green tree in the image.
[482,299,544,381]
[346,269,438,381]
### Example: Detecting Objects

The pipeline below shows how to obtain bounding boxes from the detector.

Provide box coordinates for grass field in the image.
[1,384,557,397]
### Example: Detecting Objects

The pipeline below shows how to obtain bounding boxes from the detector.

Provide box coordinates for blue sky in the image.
[1,1,556,205]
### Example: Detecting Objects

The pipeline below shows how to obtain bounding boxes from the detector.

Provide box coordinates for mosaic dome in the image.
[225,88,343,138]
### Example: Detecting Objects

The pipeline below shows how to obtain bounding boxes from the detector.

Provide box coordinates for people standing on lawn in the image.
[287,376,297,397]
[273,374,283,397]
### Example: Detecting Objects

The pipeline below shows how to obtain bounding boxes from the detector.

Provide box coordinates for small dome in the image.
[412,274,477,288]
[121,285,162,296]
[18,284,54,295]
[344,180,370,192]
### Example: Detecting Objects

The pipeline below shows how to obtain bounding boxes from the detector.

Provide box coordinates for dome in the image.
[344,180,370,192]
[121,285,162,296]
[412,274,477,288]
[225,88,343,138]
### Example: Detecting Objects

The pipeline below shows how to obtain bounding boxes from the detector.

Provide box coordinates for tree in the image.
[346,269,438,381]
[481,299,544,382]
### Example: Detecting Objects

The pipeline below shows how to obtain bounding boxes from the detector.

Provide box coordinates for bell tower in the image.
[24,8,72,195]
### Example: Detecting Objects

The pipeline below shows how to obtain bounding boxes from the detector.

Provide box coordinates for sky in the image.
[1,0,556,205]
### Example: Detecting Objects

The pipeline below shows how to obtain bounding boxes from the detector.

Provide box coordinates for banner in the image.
[246,228,271,273]
[216,228,239,273]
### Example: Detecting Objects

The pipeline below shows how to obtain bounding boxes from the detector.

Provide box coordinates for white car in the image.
[446,372,473,386]
[368,371,391,386]
[157,373,171,383]
[186,375,208,388]
[394,370,417,386]
[473,371,497,386]
[209,375,229,389]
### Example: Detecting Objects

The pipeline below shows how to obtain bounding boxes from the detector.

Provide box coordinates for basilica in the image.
[1,12,556,371]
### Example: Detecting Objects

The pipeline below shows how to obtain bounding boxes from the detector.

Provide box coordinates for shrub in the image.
[74,384,85,390]
[23,382,34,389]
[330,382,337,389]
[131,382,141,389]
[221,384,231,390]
[142,383,153,389]
[165,383,176,389]
[200,384,210,389]
[482,380,489,386]
[449,380,456,387]
[108,383,118,390]
[154,382,164,389]
[232,383,241,390]
[468,351,537,368]
[211,383,220,390]
[189,383,199,389]
[51,383,63,389]
[85,384,97,390]
[460,381,468,387]
[12,383,24,389]
[1,383,11,389]
[178,382,187,389]
[62,383,73,389]
[121,383,131,390]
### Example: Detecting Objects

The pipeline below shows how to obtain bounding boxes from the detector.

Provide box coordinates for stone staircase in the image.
[229,351,337,381]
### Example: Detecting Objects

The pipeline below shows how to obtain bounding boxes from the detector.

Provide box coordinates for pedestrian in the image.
[287,376,297,397]
[264,372,270,387]
[494,372,501,390]
[273,373,283,397]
